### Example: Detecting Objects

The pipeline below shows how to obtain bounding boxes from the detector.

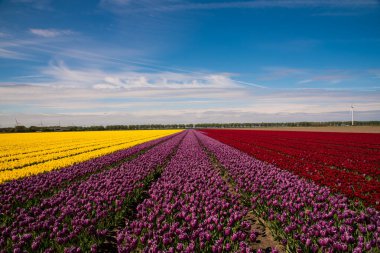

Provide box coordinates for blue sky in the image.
[0,0,380,126]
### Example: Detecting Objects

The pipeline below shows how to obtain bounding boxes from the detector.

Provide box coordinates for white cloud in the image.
[29,29,75,38]
[1,61,379,126]
[38,61,244,91]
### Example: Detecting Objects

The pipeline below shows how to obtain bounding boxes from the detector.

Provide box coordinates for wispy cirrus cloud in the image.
[101,0,379,13]
[368,69,380,79]
[257,67,354,85]
[11,0,52,10]
[29,29,75,38]
[312,11,362,16]
[0,48,28,60]
[257,67,306,81]
[0,32,9,38]
[297,73,352,84]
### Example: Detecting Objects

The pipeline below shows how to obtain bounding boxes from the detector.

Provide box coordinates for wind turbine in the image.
[351,105,354,126]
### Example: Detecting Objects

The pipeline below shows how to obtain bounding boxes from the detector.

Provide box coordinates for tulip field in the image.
[201,129,380,209]
[0,129,379,252]
[0,130,179,183]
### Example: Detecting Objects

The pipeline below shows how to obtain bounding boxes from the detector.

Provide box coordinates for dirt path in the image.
[200,140,285,252]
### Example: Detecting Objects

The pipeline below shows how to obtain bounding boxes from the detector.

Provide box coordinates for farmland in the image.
[0,129,379,252]
[0,130,180,184]
[201,129,380,209]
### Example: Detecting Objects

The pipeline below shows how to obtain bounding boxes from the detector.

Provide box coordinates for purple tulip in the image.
[116,131,257,251]
[176,243,183,251]
[250,232,257,242]
[224,227,232,236]
[231,233,239,242]
[271,248,279,253]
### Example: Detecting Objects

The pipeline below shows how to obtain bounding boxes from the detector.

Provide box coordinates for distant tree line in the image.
[195,121,380,128]
[1,121,379,133]
[0,124,193,133]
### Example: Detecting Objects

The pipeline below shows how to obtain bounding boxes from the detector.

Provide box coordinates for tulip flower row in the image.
[0,130,179,158]
[211,130,380,178]
[0,132,180,221]
[0,130,181,183]
[201,129,380,208]
[0,137,121,164]
[196,131,380,253]
[1,138,132,171]
[0,131,186,252]
[117,130,264,253]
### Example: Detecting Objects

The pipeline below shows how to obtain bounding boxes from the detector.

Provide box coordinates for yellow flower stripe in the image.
[0,130,181,183]
[1,138,150,171]
[0,132,141,154]
[0,137,130,163]
[0,134,114,157]
[0,136,142,165]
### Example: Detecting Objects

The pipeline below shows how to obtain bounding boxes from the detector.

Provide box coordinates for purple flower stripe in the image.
[0,131,186,252]
[0,132,179,216]
[117,130,256,253]
[196,131,380,252]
